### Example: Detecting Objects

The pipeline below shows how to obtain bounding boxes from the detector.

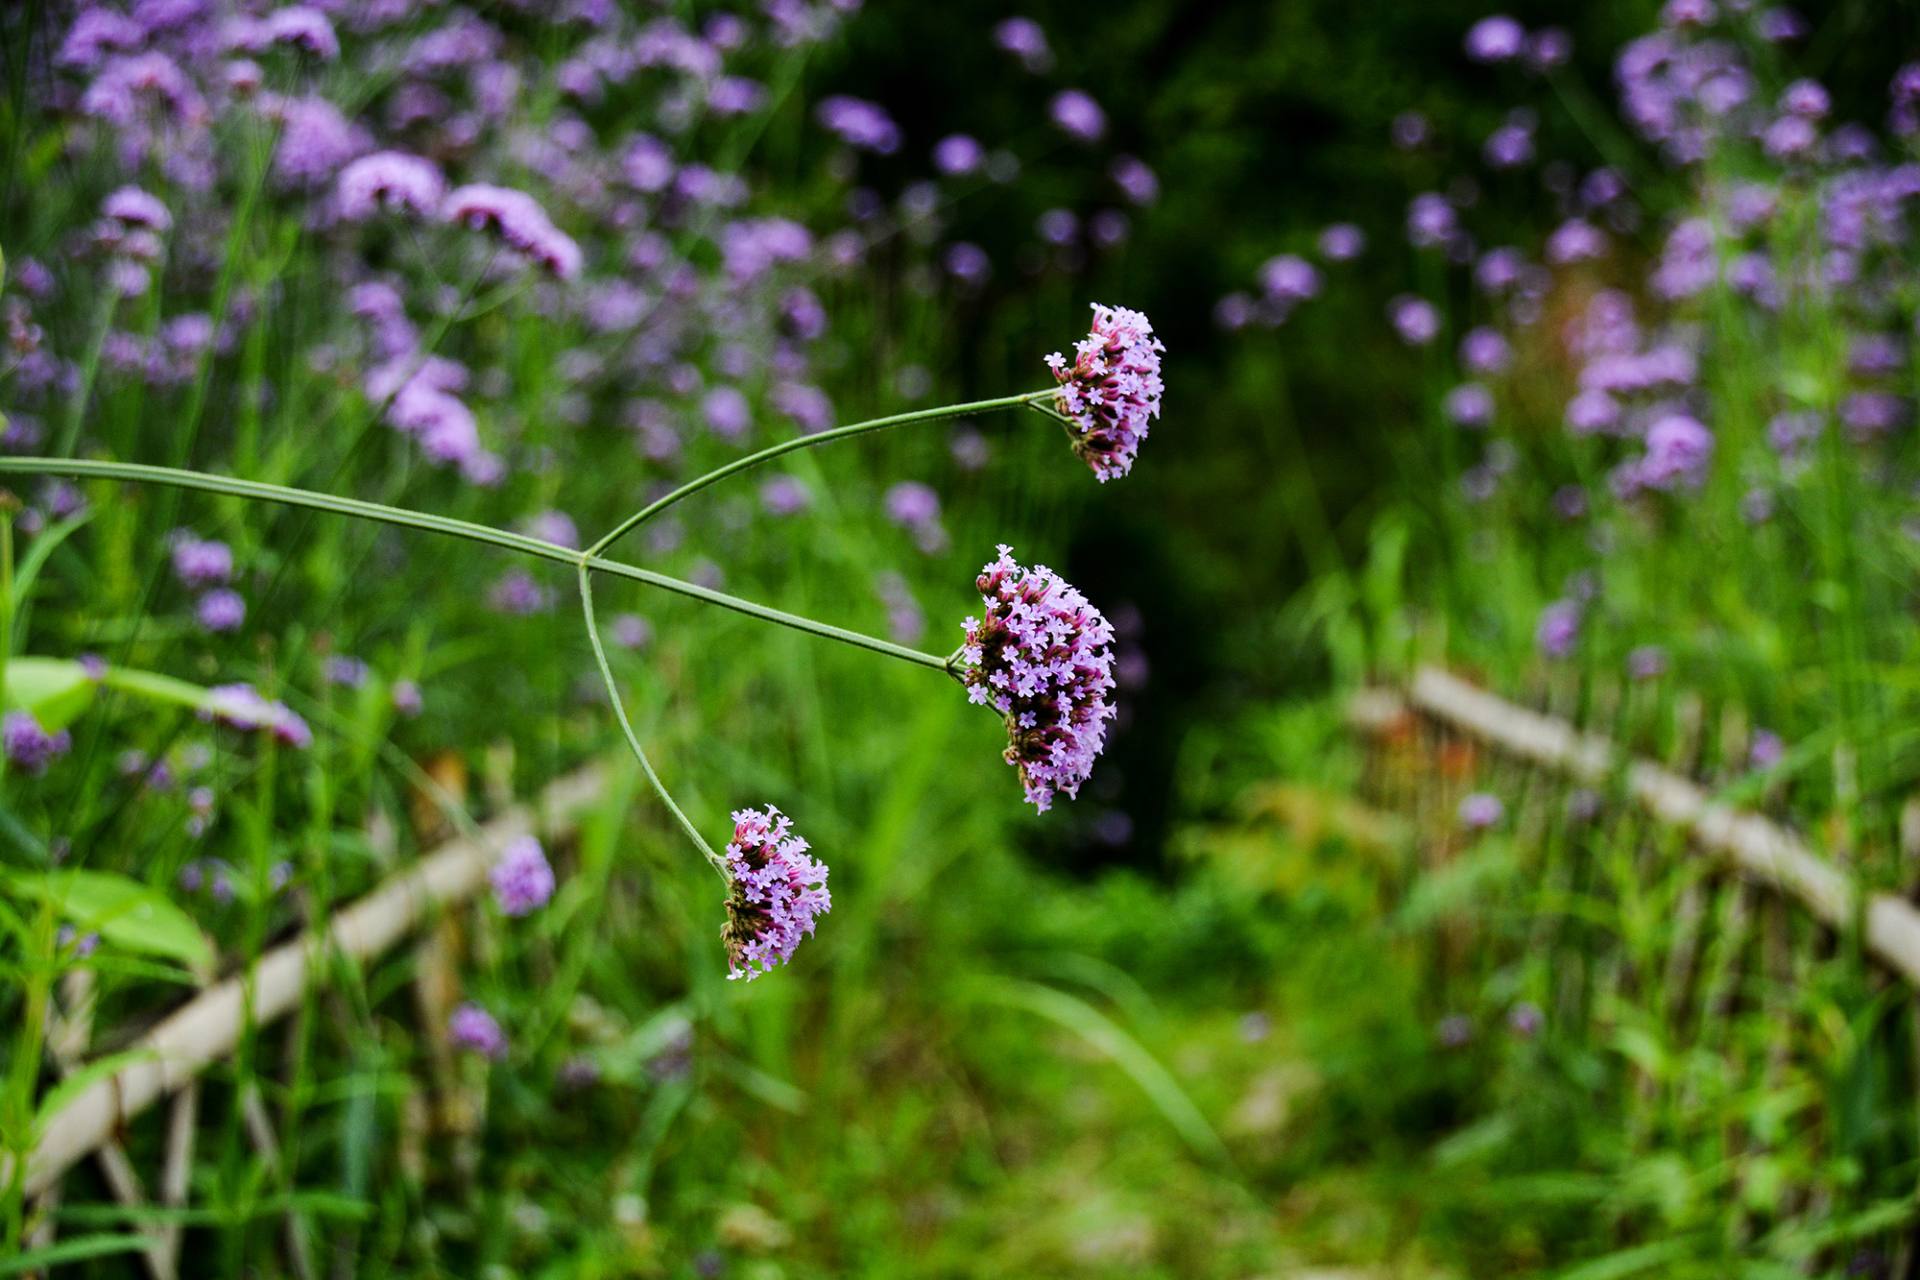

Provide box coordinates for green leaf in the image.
[965,977,1230,1165]
[5,657,97,729]
[0,1234,154,1274]
[12,869,212,971]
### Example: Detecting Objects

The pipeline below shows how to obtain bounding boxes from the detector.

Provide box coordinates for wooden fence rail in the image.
[8,764,608,1200]
[1354,666,1920,987]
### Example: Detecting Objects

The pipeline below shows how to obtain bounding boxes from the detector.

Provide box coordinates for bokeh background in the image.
[9,0,1920,1275]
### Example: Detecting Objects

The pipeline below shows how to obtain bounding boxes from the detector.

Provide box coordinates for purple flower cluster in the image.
[959,546,1117,812]
[443,184,582,279]
[1045,303,1166,482]
[202,683,313,749]
[449,1002,507,1059]
[490,836,556,916]
[720,806,831,980]
[4,711,72,776]
[335,151,445,221]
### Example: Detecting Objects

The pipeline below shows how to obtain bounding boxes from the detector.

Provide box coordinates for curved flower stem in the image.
[576,562,727,880]
[584,389,1057,560]
[0,457,948,672]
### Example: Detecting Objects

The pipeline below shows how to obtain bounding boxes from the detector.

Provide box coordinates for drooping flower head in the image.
[442,184,582,279]
[490,835,555,916]
[720,806,830,981]
[1045,303,1165,482]
[959,546,1117,812]
[336,151,446,221]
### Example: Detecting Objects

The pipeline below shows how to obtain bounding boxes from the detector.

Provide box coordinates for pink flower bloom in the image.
[1046,303,1166,482]
[959,546,1118,812]
[721,807,830,980]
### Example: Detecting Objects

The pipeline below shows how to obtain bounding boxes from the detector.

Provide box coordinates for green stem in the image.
[0,456,948,671]
[576,563,725,879]
[585,389,1055,559]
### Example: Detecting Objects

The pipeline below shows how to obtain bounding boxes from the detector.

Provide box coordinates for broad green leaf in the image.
[13,868,212,971]
[5,656,97,729]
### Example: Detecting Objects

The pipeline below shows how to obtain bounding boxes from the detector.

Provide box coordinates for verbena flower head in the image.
[195,588,246,633]
[336,151,445,221]
[442,184,582,279]
[203,683,313,748]
[1045,303,1165,482]
[449,1002,507,1059]
[171,532,233,587]
[490,835,555,916]
[721,806,830,981]
[103,186,171,233]
[4,711,72,776]
[1465,15,1527,62]
[1458,791,1504,829]
[1049,89,1106,143]
[959,546,1117,812]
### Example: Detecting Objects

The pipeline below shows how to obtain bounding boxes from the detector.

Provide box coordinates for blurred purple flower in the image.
[993,17,1053,72]
[760,474,812,516]
[324,656,369,688]
[450,1003,507,1059]
[1049,90,1106,143]
[1318,223,1365,261]
[816,95,900,153]
[443,184,582,279]
[196,589,246,633]
[1537,600,1581,658]
[1458,791,1504,829]
[1111,156,1159,206]
[1388,295,1440,346]
[1445,382,1495,428]
[933,134,984,176]
[1259,254,1320,302]
[172,534,233,589]
[1459,327,1511,375]
[4,712,71,776]
[703,386,752,441]
[336,151,445,221]
[491,836,555,917]
[1627,645,1668,680]
[1407,193,1457,248]
[1465,15,1527,62]
[103,186,171,233]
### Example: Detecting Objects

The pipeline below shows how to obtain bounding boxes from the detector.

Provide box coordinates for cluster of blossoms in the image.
[171,529,247,633]
[490,836,556,917]
[1045,304,1166,481]
[4,711,72,776]
[719,807,831,981]
[959,546,1118,813]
